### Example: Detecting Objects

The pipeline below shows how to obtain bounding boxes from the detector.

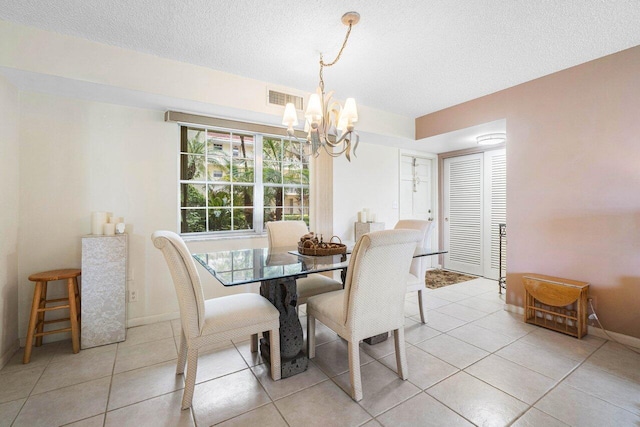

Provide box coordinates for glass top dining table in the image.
[192,245,447,286]
[192,243,446,378]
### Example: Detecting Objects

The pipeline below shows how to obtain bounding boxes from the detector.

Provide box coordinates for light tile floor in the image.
[2,278,639,426]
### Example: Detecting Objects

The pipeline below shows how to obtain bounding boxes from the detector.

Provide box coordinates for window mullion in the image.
[254,135,264,233]
[179,125,308,235]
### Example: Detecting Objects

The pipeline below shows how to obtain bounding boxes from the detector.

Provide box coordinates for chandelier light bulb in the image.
[342,98,358,122]
[282,103,298,134]
[305,93,323,125]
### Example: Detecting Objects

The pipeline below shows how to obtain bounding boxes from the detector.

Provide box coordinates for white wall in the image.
[333,143,402,240]
[0,19,415,143]
[16,92,267,342]
[0,74,20,364]
[1,19,426,343]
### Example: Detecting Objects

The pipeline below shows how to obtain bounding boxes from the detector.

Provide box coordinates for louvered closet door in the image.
[483,149,506,279]
[444,154,484,275]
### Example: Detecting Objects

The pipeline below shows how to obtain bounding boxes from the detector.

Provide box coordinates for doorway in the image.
[400,154,435,267]
[400,155,433,221]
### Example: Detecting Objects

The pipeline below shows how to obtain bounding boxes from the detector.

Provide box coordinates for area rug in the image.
[425,269,477,289]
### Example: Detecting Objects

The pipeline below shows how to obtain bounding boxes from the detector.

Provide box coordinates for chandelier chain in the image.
[318,22,354,93]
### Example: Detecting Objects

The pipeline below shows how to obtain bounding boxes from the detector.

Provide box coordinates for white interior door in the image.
[443,153,484,275]
[443,149,506,277]
[483,149,506,280]
[400,155,435,261]
[400,155,433,221]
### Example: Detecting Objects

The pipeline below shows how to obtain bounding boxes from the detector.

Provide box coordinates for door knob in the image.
[445,218,449,222]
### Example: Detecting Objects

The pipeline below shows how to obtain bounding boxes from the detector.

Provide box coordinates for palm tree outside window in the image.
[179,126,310,235]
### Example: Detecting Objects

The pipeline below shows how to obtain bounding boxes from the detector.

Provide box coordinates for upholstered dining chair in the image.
[151,230,281,409]
[306,229,421,401]
[266,221,343,306]
[394,219,435,323]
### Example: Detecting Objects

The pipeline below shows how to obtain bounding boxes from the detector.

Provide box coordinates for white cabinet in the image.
[81,234,127,348]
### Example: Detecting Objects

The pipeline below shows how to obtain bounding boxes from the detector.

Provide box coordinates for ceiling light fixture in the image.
[476,133,506,145]
[282,11,360,161]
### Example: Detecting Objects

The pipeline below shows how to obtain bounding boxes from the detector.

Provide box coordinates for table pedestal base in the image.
[260,277,308,378]
[363,332,389,345]
[259,335,308,378]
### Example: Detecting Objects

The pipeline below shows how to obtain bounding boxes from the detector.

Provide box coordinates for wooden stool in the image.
[24,269,81,363]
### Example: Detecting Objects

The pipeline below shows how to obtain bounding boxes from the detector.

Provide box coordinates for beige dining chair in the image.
[152,230,281,409]
[394,219,435,323]
[306,229,421,401]
[266,220,343,306]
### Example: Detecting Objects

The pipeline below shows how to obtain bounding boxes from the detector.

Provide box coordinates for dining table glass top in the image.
[193,245,446,286]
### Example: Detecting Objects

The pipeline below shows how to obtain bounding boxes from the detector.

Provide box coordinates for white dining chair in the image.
[152,230,281,409]
[306,229,421,401]
[266,221,343,306]
[394,219,435,323]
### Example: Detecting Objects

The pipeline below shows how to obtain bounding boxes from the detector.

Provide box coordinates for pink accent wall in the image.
[416,46,640,338]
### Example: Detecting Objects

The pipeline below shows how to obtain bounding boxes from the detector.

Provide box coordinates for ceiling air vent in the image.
[268,90,304,110]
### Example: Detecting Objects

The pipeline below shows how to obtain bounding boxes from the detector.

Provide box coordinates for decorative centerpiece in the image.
[298,232,346,256]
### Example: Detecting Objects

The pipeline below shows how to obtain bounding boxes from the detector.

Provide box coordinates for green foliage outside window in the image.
[179,126,309,234]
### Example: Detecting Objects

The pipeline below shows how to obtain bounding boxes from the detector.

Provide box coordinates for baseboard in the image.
[504,304,639,348]
[587,325,640,349]
[0,339,20,369]
[504,303,524,315]
[127,311,180,328]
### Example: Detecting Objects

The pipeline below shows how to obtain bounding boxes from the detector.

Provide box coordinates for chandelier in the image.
[282,11,361,161]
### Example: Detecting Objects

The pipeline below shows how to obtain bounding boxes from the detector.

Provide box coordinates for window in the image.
[179,125,310,235]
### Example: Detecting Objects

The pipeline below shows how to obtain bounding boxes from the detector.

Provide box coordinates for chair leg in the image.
[250,333,258,353]
[176,330,187,375]
[181,347,198,410]
[417,289,427,324]
[348,340,363,401]
[269,328,281,381]
[67,278,80,353]
[73,277,81,322]
[23,282,43,364]
[306,314,316,358]
[35,281,47,347]
[393,328,409,380]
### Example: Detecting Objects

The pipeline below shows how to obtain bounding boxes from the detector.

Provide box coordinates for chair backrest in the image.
[343,229,421,339]
[394,220,434,280]
[266,220,309,248]
[151,230,205,338]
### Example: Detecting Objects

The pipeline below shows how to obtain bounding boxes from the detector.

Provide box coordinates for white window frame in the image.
[178,124,310,237]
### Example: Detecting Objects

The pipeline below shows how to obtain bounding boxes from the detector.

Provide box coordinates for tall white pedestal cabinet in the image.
[81,234,127,349]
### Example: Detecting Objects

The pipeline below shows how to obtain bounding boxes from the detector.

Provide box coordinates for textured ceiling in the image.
[1,0,640,119]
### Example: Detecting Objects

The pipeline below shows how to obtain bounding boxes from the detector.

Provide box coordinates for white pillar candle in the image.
[91,212,107,235]
[360,210,368,223]
[104,223,116,236]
